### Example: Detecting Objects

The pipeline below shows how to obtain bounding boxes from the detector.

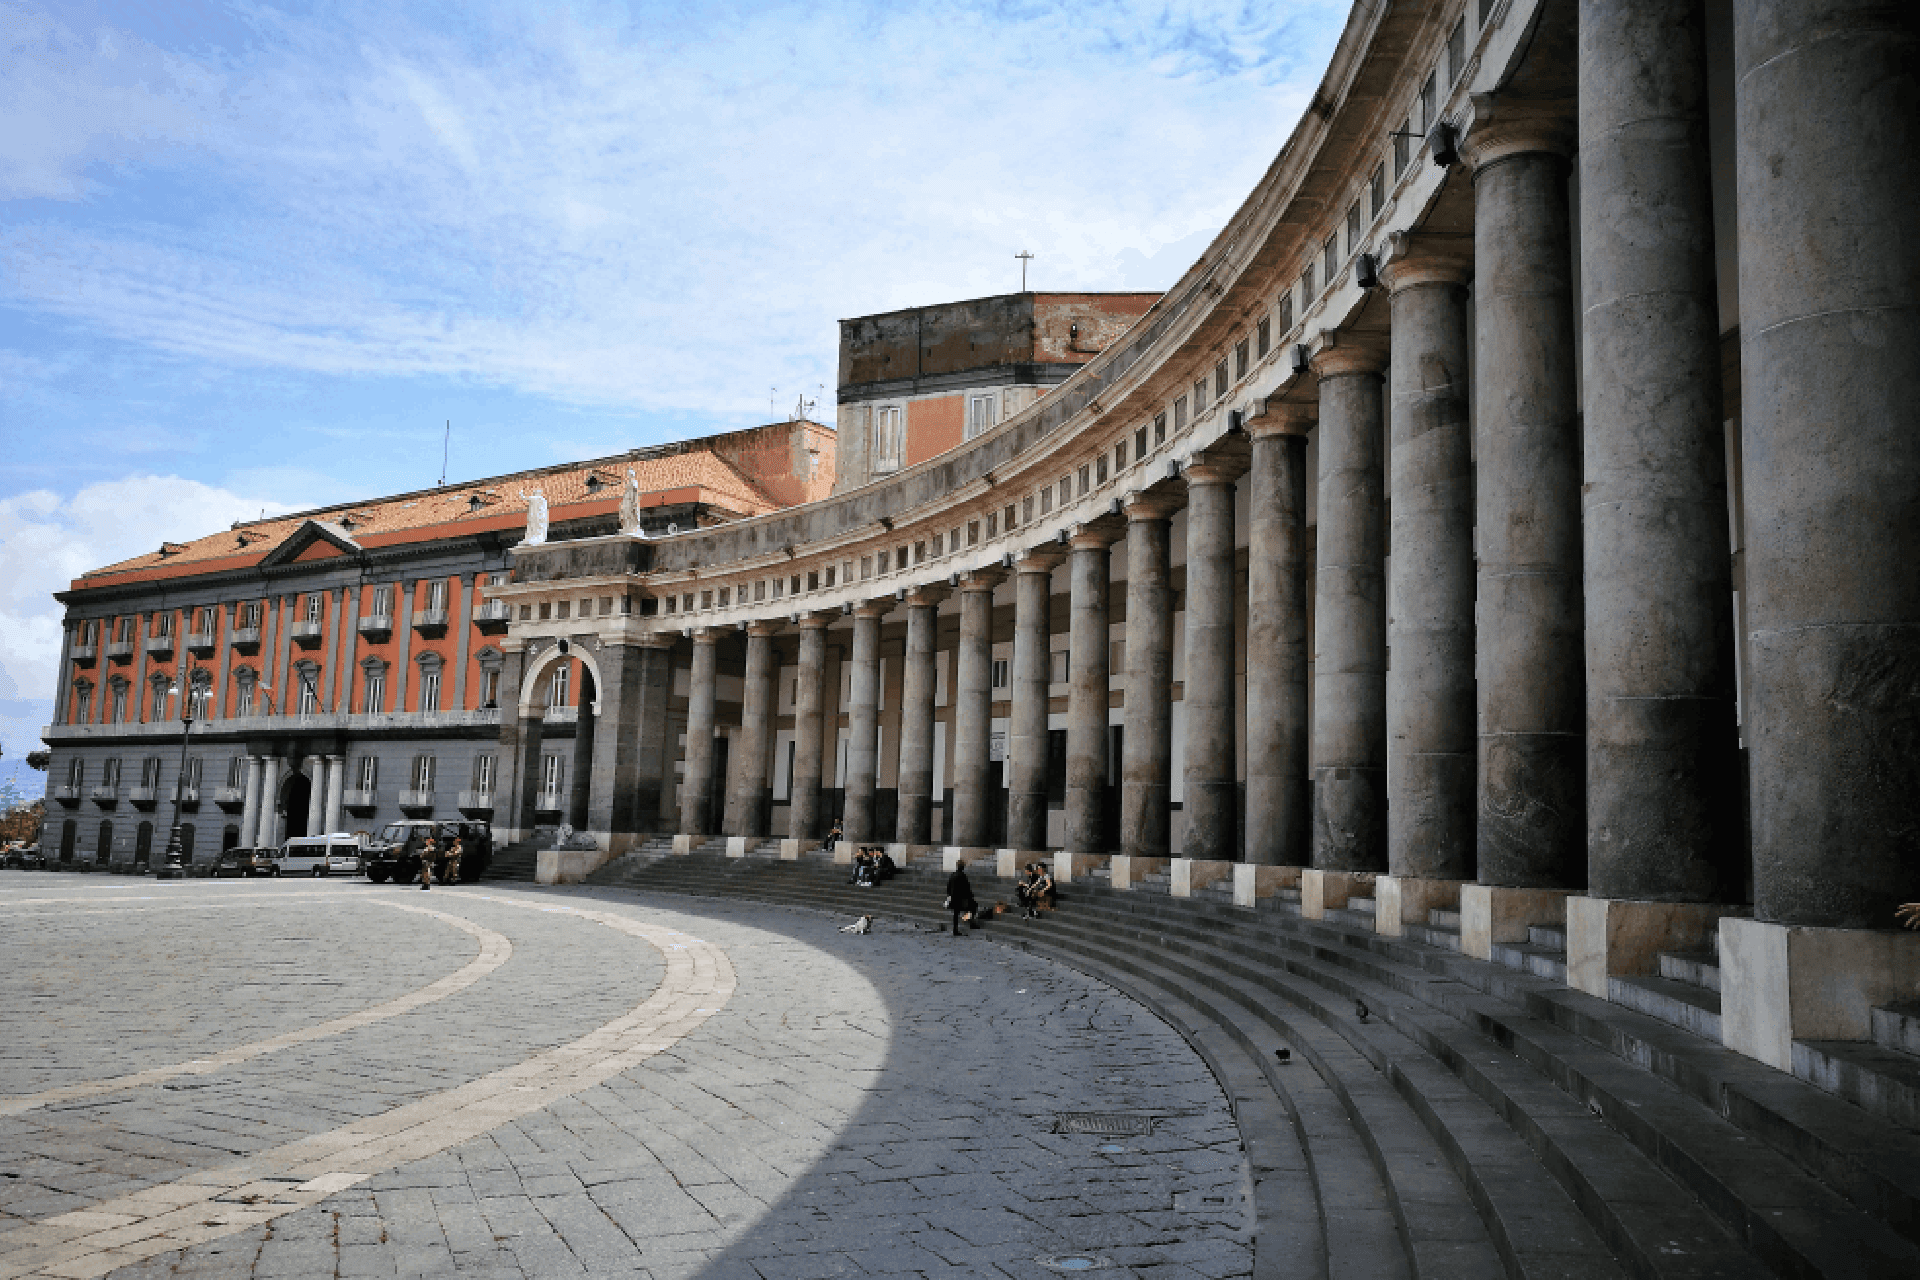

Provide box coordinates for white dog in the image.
[838,915,873,935]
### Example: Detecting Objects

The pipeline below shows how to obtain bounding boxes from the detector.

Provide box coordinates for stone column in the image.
[258,756,283,847]
[587,635,675,850]
[894,587,948,846]
[323,755,345,834]
[1181,457,1246,861]
[1309,334,1390,872]
[950,571,1004,850]
[1381,234,1477,881]
[724,622,779,838]
[1244,400,1315,866]
[788,613,833,841]
[567,677,595,831]
[240,755,264,846]
[304,758,326,836]
[1121,493,1180,860]
[679,630,721,836]
[1006,549,1064,852]
[842,603,887,843]
[1465,111,1585,890]
[1065,526,1121,856]
[1735,0,1920,929]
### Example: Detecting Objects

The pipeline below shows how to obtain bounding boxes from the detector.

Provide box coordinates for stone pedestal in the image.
[941,846,992,872]
[997,849,1048,879]
[887,842,938,867]
[1461,885,1572,961]
[670,834,697,855]
[1720,918,1920,1072]
[1172,859,1233,898]
[1234,864,1300,908]
[1109,856,1170,890]
[1302,869,1372,920]
[778,839,819,861]
[832,842,856,865]
[1566,897,1745,1000]
[724,836,752,858]
[1053,851,1107,884]
[536,845,613,884]
[1374,876,1464,938]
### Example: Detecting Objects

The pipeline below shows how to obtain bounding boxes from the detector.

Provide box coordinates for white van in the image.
[279,834,365,877]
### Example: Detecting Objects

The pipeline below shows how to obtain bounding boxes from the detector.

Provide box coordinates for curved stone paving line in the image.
[0,902,512,1120]
[0,902,735,1280]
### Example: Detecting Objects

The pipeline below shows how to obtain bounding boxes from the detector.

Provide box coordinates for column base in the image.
[1109,856,1168,890]
[1053,851,1108,884]
[1374,876,1465,938]
[724,836,752,858]
[1566,897,1747,1001]
[1461,885,1572,961]
[1302,870,1373,920]
[1234,864,1301,908]
[1720,918,1920,1072]
[671,834,698,855]
[941,846,992,871]
[1172,859,1233,898]
[778,839,820,861]
[887,842,939,867]
[996,849,1050,879]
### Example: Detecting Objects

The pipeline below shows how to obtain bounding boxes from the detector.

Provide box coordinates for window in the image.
[755,580,766,602]
[473,754,495,795]
[419,669,441,712]
[151,612,172,636]
[1301,262,1316,302]
[1194,377,1209,411]
[225,757,243,789]
[188,679,211,719]
[1023,495,1035,523]
[427,580,448,611]
[1110,640,1126,673]
[357,756,378,790]
[1078,466,1091,497]
[1347,202,1362,256]
[539,601,552,620]
[296,675,317,715]
[370,584,392,616]
[1393,124,1409,178]
[557,600,571,620]
[185,757,202,790]
[140,757,162,789]
[716,587,729,607]
[1134,427,1148,460]
[700,590,712,609]
[239,602,260,628]
[1004,503,1016,530]
[1214,360,1229,399]
[1279,292,1294,332]
[992,659,1009,689]
[103,758,121,789]
[1324,233,1339,281]
[860,556,871,580]
[987,512,999,537]
[1060,478,1073,507]
[236,681,255,717]
[548,665,570,708]
[110,683,128,723]
[1256,317,1271,360]
[1154,412,1167,446]
[541,753,564,798]
[1419,73,1436,131]
[411,755,435,791]
[1370,163,1386,218]
[1095,456,1108,486]
[519,604,533,620]
[363,668,385,714]
[68,757,84,787]
[791,573,803,593]
[1235,340,1250,382]
[151,682,168,721]
[1174,397,1187,430]
[75,685,93,722]
[1050,650,1070,683]
[305,593,323,622]
[872,405,904,473]
[966,394,995,440]
[1040,486,1052,515]
[479,668,500,708]
[895,548,908,571]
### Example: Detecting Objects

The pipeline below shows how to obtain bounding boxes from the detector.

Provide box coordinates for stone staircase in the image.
[482,837,542,883]
[574,853,1920,1279]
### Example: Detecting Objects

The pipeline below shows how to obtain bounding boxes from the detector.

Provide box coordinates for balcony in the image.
[71,644,97,665]
[456,789,495,814]
[185,631,216,657]
[534,791,564,814]
[38,707,504,744]
[129,786,158,809]
[143,634,175,658]
[398,789,435,815]
[357,613,393,641]
[89,785,118,806]
[53,784,81,806]
[292,620,324,648]
[343,789,378,813]
[214,786,246,811]
[412,608,449,638]
[176,788,200,810]
[472,601,512,634]
[106,640,134,662]
[229,626,261,652]
[544,705,578,725]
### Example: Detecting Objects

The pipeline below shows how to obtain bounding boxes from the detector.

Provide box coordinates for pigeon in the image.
[1355,999,1371,1023]
[1274,1048,1292,1064]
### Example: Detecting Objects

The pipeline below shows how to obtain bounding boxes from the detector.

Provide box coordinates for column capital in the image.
[902,585,950,608]
[634,631,678,649]
[1378,230,1473,293]
[957,567,1007,593]
[1014,546,1068,575]
[794,610,836,631]
[1461,92,1575,172]
[1183,454,1249,488]
[1123,489,1184,522]
[1309,329,1389,379]
[746,619,784,638]
[853,598,894,619]
[1244,396,1317,438]
[1067,524,1125,551]
[689,627,727,646]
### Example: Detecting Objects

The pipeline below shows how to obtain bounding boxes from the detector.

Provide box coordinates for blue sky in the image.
[0,0,1345,790]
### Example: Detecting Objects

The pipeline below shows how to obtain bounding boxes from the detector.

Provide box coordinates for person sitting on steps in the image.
[824,820,842,854]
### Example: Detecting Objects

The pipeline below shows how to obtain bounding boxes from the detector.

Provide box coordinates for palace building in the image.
[39,0,1920,1078]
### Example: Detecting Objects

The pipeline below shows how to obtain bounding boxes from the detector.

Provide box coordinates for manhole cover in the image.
[1052,1112,1155,1136]
[1038,1255,1112,1272]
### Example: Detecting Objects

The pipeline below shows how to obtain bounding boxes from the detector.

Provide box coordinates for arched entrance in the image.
[223,824,241,851]
[96,820,113,863]
[59,820,76,862]
[179,823,196,864]
[280,769,312,840]
[135,822,153,865]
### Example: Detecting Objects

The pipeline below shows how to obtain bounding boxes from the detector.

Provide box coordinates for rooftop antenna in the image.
[439,420,450,486]
[1016,249,1034,291]
[770,386,778,419]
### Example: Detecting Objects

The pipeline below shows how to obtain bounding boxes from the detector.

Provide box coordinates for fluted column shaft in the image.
[1181,460,1244,860]
[1065,531,1118,854]
[1382,241,1477,880]
[789,616,831,840]
[1245,407,1313,866]
[1468,122,1585,888]
[1735,0,1920,926]
[1006,555,1061,850]
[1309,341,1390,872]
[725,624,778,838]
[895,591,945,844]
[679,633,721,835]
[1121,496,1178,860]
[951,575,1002,847]
[843,606,885,842]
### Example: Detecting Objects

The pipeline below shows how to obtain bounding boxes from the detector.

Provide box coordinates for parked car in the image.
[278,834,364,877]
[363,820,492,884]
[213,847,278,878]
[3,844,45,870]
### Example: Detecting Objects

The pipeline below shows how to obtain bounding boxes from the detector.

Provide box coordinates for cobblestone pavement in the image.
[0,873,1252,1279]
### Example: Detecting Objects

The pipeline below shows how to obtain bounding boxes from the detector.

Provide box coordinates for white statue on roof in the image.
[618,466,642,536]
[518,487,548,545]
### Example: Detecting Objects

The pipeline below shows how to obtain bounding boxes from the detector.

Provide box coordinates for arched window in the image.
[72,679,94,723]
[474,647,504,708]
[361,657,389,714]
[415,652,444,712]
[292,660,320,715]
[234,666,259,717]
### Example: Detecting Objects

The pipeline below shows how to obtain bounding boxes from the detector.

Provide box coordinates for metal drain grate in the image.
[1052,1112,1156,1136]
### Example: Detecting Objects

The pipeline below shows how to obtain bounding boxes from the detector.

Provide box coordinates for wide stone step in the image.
[1610,974,1723,1040]
[1659,950,1723,992]
[1794,1040,1920,1132]
[1872,1001,1920,1056]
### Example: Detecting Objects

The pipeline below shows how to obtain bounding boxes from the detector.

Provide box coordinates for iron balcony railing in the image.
[41,708,503,742]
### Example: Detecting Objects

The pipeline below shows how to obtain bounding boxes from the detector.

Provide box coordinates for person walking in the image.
[945,861,978,936]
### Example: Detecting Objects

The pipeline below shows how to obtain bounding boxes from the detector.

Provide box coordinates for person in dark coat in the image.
[945,863,978,936]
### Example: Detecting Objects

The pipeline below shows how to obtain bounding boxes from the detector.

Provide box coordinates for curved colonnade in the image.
[489,0,1920,1073]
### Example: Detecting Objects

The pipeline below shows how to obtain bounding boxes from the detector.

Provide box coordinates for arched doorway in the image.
[179,823,196,865]
[222,825,241,851]
[60,820,76,862]
[281,769,312,840]
[135,822,153,865]
[96,820,113,864]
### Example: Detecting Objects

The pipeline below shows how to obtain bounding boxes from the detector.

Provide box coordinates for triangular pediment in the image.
[257,520,366,567]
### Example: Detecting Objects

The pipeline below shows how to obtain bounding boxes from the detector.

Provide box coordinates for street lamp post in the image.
[154,662,198,880]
